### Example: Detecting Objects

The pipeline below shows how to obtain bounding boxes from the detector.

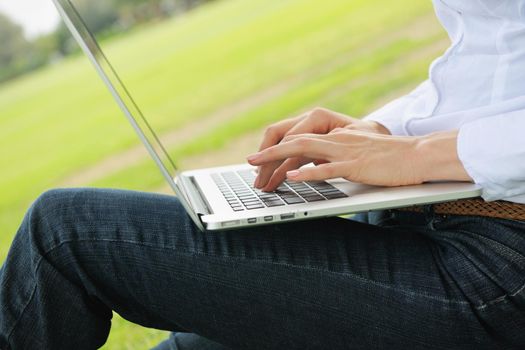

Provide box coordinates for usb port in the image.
[247,218,257,224]
[280,213,295,220]
[264,216,273,222]
[222,220,240,228]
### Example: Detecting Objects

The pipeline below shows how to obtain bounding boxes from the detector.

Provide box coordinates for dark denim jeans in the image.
[1,188,525,350]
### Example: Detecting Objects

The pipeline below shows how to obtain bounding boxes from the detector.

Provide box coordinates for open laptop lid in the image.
[52,0,206,230]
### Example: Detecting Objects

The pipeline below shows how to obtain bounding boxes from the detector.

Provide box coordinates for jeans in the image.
[1,188,525,350]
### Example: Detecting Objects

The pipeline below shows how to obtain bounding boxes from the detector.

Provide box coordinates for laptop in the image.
[52,0,482,231]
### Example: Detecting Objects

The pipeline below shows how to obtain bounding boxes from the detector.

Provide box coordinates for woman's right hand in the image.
[253,107,391,191]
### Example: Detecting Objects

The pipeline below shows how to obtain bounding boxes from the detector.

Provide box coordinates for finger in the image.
[255,160,282,188]
[283,107,349,138]
[256,133,319,188]
[248,138,337,165]
[256,155,324,190]
[282,113,330,139]
[282,132,346,144]
[263,157,311,192]
[255,116,305,187]
[286,162,350,182]
[255,108,342,186]
[258,116,304,152]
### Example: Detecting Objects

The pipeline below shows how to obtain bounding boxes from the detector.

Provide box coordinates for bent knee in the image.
[32,188,79,218]
[32,188,96,220]
[28,188,120,248]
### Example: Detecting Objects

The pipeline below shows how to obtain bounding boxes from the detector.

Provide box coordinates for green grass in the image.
[0,0,446,348]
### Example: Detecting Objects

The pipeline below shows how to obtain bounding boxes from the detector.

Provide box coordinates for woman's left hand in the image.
[246,128,472,191]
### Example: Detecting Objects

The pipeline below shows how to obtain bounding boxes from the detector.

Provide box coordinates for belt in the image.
[397,198,525,221]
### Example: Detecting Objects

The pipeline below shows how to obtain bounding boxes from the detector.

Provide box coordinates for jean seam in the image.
[5,256,43,348]
[453,228,525,298]
[453,228,525,262]
[432,229,525,310]
[475,282,525,311]
[39,238,472,307]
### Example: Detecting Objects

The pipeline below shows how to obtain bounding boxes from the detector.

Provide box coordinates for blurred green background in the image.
[0,0,447,348]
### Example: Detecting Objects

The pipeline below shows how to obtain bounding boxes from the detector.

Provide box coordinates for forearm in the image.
[414,130,473,183]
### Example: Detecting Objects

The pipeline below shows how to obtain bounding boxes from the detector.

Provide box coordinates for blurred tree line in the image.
[0,0,214,83]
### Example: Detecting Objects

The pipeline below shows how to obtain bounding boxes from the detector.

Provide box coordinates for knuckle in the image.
[264,125,278,137]
[264,147,275,156]
[309,107,327,119]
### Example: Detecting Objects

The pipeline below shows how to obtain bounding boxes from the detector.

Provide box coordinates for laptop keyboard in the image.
[211,169,348,212]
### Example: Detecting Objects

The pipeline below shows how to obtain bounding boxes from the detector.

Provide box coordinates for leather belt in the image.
[397,198,525,221]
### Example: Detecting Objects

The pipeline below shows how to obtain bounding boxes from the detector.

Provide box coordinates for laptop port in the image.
[280,213,295,220]
[247,218,257,224]
[222,220,240,228]
[264,216,273,222]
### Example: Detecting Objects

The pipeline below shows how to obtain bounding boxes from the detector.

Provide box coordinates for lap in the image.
[31,188,525,349]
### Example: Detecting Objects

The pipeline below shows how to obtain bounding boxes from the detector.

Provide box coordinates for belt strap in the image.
[397,198,525,221]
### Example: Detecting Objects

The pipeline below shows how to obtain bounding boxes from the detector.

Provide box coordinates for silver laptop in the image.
[52,0,482,231]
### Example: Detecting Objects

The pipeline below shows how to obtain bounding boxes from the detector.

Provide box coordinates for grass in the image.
[0,0,446,348]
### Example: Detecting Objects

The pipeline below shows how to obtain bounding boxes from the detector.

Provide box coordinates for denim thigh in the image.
[1,188,525,350]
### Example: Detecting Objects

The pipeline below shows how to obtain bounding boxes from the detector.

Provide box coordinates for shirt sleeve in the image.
[363,80,431,136]
[457,108,525,202]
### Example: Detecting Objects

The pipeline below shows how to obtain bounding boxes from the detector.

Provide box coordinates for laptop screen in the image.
[52,0,178,183]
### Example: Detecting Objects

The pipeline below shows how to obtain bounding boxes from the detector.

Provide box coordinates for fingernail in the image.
[247,153,261,163]
[286,170,300,178]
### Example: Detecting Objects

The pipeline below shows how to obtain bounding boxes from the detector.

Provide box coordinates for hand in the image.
[253,107,390,190]
[247,129,472,190]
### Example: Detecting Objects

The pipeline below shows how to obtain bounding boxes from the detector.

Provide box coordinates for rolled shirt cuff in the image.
[457,111,525,202]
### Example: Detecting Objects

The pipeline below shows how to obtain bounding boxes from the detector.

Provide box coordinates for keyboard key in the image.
[279,196,301,202]
[307,181,332,187]
[279,190,296,195]
[238,194,256,199]
[286,181,309,187]
[260,195,279,200]
[304,195,325,202]
[241,199,262,205]
[323,193,348,199]
[261,196,280,203]
[317,189,342,195]
[246,204,265,210]
[295,190,316,197]
[231,187,247,192]
[283,197,305,204]
[264,200,285,207]
[309,186,337,193]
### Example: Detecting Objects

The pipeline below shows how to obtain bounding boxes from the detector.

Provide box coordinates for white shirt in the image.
[365,0,525,204]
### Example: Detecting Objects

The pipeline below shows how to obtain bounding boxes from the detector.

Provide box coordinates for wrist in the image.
[413,130,473,183]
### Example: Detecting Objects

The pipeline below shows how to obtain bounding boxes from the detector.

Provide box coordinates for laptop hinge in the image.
[179,175,212,215]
